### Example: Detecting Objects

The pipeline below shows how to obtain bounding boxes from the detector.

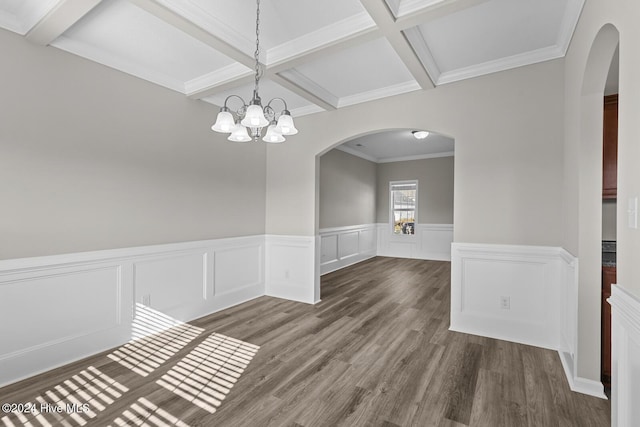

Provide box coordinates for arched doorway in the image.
[574,23,619,394]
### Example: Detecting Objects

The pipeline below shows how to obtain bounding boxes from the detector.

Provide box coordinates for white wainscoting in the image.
[319,224,377,275]
[610,285,640,426]
[0,235,265,388]
[265,235,318,304]
[451,243,568,350]
[451,242,605,398]
[376,223,453,261]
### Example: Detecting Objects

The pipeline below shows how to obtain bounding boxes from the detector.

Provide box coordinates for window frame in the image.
[389,180,418,237]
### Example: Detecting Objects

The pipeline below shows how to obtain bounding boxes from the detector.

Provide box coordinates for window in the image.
[390,181,417,235]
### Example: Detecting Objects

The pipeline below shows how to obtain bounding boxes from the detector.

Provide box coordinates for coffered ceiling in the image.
[0,0,584,117]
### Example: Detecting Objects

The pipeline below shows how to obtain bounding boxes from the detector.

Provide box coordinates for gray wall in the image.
[267,58,565,248]
[318,149,376,229]
[376,156,454,224]
[0,31,266,260]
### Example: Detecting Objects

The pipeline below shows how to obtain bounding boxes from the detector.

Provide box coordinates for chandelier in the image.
[211,0,298,143]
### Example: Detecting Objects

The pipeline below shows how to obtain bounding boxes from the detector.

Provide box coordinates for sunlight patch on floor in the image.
[157,333,259,413]
[0,366,128,427]
[109,397,190,427]
[107,303,203,376]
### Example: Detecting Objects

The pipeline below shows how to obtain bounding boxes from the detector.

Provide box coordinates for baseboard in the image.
[0,235,266,388]
[558,351,607,399]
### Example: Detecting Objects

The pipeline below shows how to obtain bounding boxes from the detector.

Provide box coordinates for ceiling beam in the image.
[358,0,434,89]
[269,73,337,111]
[187,73,256,100]
[395,0,491,30]
[129,0,257,70]
[25,0,103,46]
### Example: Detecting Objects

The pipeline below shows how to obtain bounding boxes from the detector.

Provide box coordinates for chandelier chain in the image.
[253,0,261,95]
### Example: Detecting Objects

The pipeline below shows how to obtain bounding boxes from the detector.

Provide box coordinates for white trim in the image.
[319,224,377,275]
[266,13,376,66]
[278,69,339,108]
[51,35,186,94]
[0,235,266,388]
[265,235,317,304]
[395,0,446,17]
[337,80,421,109]
[334,145,454,164]
[437,45,565,86]
[184,63,253,96]
[557,0,586,56]
[610,285,640,425]
[377,223,453,261]
[377,151,455,163]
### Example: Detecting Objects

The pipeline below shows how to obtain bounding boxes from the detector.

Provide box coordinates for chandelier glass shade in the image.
[211,0,297,143]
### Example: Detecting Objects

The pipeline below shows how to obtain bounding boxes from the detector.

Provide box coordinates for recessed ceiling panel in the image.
[51,0,243,93]
[288,37,419,107]
[202,78,323,117]
[416,0,567,73]
[340,129,455,162]
[155,0,373,62]
[0,0,60,34]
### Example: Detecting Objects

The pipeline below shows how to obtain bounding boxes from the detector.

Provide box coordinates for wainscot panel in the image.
[377,223,453,261]
[610,285,640,426]
[0,235,265,388]
[265,235,317,304]
[319,225,377,275]
[451,243,605,399]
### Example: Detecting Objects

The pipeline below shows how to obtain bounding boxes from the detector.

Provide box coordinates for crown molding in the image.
[266,12,375,66]
[51,35,185,93]
[334,145,379,163]
[557,0,585,56]
[289,104,326,118]
[335,145,454,164]
[278,69,338,108]
[395,0,446,18]
[184,63,253,96]
[337,80,421,108]
[437,44,565,85]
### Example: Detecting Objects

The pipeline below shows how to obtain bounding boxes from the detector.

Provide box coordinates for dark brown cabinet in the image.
[603,94,618,199]
[602,266,616,388]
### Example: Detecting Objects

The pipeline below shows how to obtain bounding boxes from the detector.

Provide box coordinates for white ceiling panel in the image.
[420,0,565,72]
[154,0,373,64]
[202,78,323,117]
[0,0,60,34]
[405,0,582,85]
[286,37,419,107]
[51,0,243,93]
[338,129,454,163]
[4,0,586,119]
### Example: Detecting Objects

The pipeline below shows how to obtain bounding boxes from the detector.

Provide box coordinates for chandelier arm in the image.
[266,97,289,114]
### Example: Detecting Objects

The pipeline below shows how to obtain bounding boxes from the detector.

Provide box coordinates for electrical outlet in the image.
[142,294,151,306]
[500,296,510,310]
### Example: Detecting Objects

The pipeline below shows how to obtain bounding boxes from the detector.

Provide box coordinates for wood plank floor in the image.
[0,257,610,426]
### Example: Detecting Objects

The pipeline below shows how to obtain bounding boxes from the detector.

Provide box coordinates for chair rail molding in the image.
[0,235,266,388]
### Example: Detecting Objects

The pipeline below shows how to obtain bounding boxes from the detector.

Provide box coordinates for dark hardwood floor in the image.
[0,257,610,426]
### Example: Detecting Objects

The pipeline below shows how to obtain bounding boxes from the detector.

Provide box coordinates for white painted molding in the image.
[610,285,640,425]
[337,80,421,109]
[557,0,586,56]
[451,242,565,350]
[51,35,186,94]
[184,63,253,96]
[265,235,317,304]
[278,69,339,108]
[395,0,446,17]
[377,223,453,261]
[437,44,565,86]
[334,145,380,163]
[0,235,266,388]
[319,224,377,275]
[376,151,455,163]
[403,25,441,85]
[266,13,376,66]
[451,243,606,399]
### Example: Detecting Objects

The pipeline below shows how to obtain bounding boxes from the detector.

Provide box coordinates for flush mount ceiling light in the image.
[412,130,429,140]
[211,0,297,143]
